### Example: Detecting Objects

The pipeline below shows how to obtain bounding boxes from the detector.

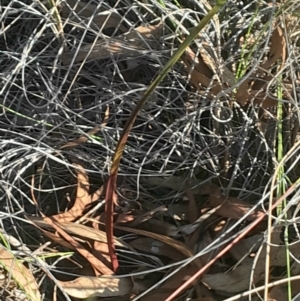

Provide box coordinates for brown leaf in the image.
[190,231,214,267]
[0,245,41,301]
[179,205,222,236]
[38,227,75,250]
[141,176,218,195]
[61,0,127,32]
[114,214,135,224]
[123,205,167,227]
[139,265,199,301]
[260,26,286,72]
[28,217,128,249]
[208,193,265,221]
[57,276,133,299]
[29,217,114,275]
[62,23,163,64]
[236,77,279,108]
[105,175,119,272]
[92,218,113,272]
[114,224,196,260]
[236,25,286,108]
[92,241,112,273]
[141,219,179,237]
[268,279,300,301]
[185,184,199,224]
[229,234,263,261]
[130,238,184,261]
[51,163,92,222]
[184,47,222,95]
[203,230,300,294]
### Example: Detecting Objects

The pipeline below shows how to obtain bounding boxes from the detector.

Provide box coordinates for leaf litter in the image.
[15,1,300,301]
[27,161,297,299]
[28,159,280,300]
[0,245,41,301]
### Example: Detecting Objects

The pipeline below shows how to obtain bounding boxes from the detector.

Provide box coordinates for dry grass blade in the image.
[57,275,133,299]
[0,245,41,301]
[59,105,109,150]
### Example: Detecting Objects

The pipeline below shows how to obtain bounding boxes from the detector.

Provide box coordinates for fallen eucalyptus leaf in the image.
[0,245,41,301]
[62,23,163,64]
[62,0,127,32]
[58,276,133,299]
[203,231,300,294]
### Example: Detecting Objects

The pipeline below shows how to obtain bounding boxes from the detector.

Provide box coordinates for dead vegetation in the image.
[1,0,300,300]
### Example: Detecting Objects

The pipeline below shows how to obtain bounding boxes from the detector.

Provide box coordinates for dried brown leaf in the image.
[236,26,286,108]
[92,241,112,272]
[123,205,167,227]
[28,217,128,248]
[62,23,163,64]
[141,219,179,237]
[185,184,199,224]
[139,265,199,301]
[184,47,222,95]
[179,206,222,236]
[57,276,133,299]
[91,218,113,272]
[268,279,300,301]
[61,0,127,32]
[130,238,184,260]
[29,217,114,275]
[203,231,300,294]
[260,26,286,72]
[229,234,263,261]
[38,228,75,250]
[0,245,41,301]
[190,231,214,266]
[141,176,218,195]
[51,163,92,222]
[236,78,279,108]
[208,193,265,221]
[114,224,195,260]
